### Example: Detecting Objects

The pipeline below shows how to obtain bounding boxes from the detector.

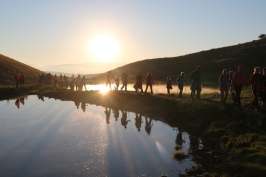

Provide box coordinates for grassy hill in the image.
[0,54,42,86]
[90,39,266,86]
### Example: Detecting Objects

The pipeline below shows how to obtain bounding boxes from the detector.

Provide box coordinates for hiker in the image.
[190,66,201,100]
[231,65,247,109]
[219,69,230,104]
[135,113,143,132]
[145,72,153,93]
[20,74,25,86]
[166,76,172,94]
[228,71,235,101]
[145,116,153,135]
[176,72,185,98]
[81,76,86,90]
[120,71,128,91]
[106,71,112,90]
[114,76,119,90]
[135,71,143,92]
[258,67,266,114]
[250,67,260,109]
[75,75,80,91]
[54,74,57,86]
[15,72,20,88]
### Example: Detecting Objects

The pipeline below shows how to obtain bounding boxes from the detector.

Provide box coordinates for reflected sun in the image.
[89,34,119,63]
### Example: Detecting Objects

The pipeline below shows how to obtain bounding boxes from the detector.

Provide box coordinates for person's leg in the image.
[224,86,228,103]
[145,84,148,92]
[150,84,153,93]
[196,84,201,99]
[234,85,242,106]
[220,86,224,103]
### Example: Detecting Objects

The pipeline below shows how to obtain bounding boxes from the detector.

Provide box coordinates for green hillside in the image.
[0,54,42,86]
[90,39,266,86]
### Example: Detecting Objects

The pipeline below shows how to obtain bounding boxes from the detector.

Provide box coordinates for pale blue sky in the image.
[0,1,265,73]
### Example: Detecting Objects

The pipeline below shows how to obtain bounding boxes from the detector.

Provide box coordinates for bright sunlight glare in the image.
[89,34,119,63]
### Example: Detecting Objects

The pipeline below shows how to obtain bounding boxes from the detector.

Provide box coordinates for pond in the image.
[0,95,200,177]
[84,84,219,94]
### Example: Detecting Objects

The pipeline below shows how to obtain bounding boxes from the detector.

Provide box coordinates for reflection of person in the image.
[145,116,153,135]
[20,97,25,105]
[74,101,80,109]
[112,108,119,121]
[121,110,130,128]
[190,66,201,100]
[81,102,87,112]
[175,130,185,147]
[135,113,143,132]
[15,99,20,109]
[37,95,44,101]
[105,107,111,124]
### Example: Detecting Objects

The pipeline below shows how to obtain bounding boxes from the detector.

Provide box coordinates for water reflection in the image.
[14,96,27,109]
[0,95,197,176]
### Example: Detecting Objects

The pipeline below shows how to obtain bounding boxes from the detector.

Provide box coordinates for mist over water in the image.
[0,95,199,177]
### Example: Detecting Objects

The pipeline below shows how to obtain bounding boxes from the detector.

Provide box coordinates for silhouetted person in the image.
[15,72,20,88]
[105,107,111,124]
[231,65,247,109]
[135,113,143,132]
[114,76,119,90]
[176,72,185,98]
[82,76,86,90]
[54,74,58,86]
[145,116,153,135]
[121,110,130,128]
[106,71,112,90]
[112,108,119,121]
[190,66,201,100]
[15,99,20,109]
[250,67,260,109]
[166,76,172,94]
[120,71,128,91]
[145,72,153,94]
[135,71,143,92]
[219,69,230,104]
[175,130,185,147]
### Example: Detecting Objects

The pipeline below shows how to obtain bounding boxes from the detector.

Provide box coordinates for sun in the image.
[89,34,119,62]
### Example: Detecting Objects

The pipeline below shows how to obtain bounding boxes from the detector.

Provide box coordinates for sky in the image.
[1,0,266,74]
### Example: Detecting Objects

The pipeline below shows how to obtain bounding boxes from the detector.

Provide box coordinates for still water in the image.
[0,95,196,177]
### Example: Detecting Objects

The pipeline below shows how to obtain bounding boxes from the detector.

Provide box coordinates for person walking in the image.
[258,67,266,114]
[81,76,86,90]
[114,76,119,90]
[250,67,260,109]
[176,72,185,98]
[135,71,143,92]
[106,71,112,90]
[15,72,20,88]
[120,71,128,91]
[231,65,247,109]
[20,74,25,86]
[145,72,153,94]
[166,76,172,94]
[190,66,201,100]
[219,69,230,104]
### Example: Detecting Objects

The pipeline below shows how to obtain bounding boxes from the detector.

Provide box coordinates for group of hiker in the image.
[14,72,25,88]
[37,73,87,91]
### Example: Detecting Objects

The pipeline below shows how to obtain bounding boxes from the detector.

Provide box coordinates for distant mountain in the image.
[39,62,127,74]
[0,54,42,85]
[91,39,266,86]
